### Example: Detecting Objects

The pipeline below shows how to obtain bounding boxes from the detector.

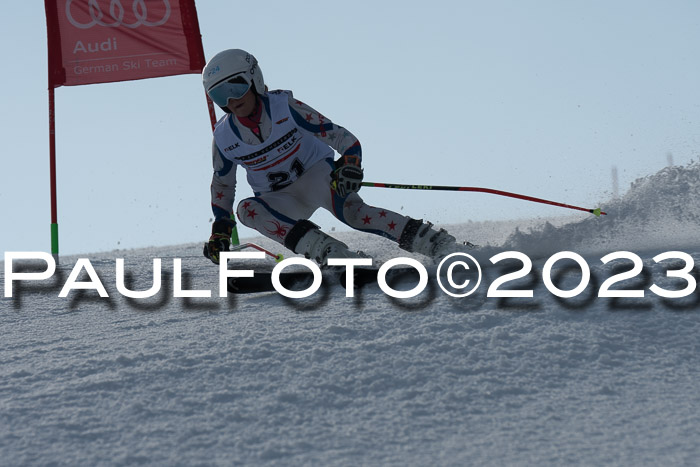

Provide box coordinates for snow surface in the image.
[2,164,700,466]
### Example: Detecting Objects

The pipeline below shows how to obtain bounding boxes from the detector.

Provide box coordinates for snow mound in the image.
[502,162,700,257]
[2,164,700,466]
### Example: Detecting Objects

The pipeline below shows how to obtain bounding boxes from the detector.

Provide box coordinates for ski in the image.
[227,266,422,294]
[227,270,314,294]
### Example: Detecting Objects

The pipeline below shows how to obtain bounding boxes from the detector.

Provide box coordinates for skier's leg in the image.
[237,196,364,265]
[396,218,461,259]
[240,158,462,263]
[236,161,366,265]
[325,191,461,260]
[330,192,409,242]
[236,195,301,244]
[283,219,367,266]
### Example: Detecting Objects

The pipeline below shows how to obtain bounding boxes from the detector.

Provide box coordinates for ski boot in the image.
[285,220,368,266]
[398,218,463,260]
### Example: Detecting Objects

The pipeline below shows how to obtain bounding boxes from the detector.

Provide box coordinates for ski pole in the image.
[229,217,283,262]
[361,182,606,216]
[204,241,284,262]
[204,224,283,262]
[230,242,284,262]
[230,220,241,246]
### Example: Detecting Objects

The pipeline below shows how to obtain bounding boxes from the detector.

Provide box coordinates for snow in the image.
[2,164,700,465]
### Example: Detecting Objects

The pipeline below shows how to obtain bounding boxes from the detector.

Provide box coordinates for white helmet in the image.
[203,49,265,108]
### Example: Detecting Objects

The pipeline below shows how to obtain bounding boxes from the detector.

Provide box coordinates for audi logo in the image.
[65,0,171,29]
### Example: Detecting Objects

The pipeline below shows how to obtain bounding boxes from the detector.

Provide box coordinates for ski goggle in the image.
[207,75,251,107]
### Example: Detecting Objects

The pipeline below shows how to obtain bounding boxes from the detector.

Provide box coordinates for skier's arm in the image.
[287,94,362,164]
[210,139,237,220]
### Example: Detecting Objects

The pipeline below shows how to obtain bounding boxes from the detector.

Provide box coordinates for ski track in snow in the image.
[2,164,700,466]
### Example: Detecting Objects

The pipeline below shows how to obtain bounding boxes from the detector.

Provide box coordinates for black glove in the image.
[203,218,237,264]
[331,155,363,198]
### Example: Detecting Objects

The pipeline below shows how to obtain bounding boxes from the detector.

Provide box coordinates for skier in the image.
[203,49,466,266]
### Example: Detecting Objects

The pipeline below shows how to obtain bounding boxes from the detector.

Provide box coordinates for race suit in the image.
[210,90,410,246]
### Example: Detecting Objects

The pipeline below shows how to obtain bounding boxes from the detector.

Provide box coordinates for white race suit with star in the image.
[210,89,412,251]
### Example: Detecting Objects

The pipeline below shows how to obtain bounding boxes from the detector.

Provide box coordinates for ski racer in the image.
[203,49,467,266]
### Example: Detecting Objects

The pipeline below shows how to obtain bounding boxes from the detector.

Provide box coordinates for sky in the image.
[1,0,699,256]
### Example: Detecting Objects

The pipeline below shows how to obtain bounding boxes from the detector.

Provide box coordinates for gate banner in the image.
[44,0,206,87]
